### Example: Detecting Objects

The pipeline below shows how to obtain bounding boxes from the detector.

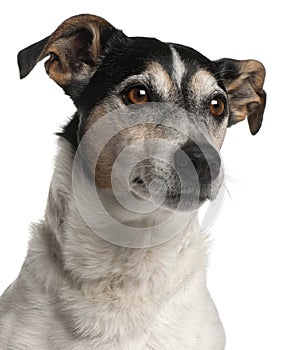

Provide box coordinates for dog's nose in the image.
[174,141,221,184]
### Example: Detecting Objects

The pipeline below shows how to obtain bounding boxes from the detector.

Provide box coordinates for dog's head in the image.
[18,14,266,213]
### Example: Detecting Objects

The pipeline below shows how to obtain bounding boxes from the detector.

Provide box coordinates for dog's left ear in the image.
[216,58,266,135]
[17,14,121,98]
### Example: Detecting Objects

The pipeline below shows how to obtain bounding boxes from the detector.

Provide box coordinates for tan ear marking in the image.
[216,58,266,135]
[17,14,116,95]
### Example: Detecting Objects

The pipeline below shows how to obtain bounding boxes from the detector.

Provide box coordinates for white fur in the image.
[0,139,225,349]
[170,46,186,88]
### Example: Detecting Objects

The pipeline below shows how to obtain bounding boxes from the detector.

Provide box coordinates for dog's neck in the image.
[31,139,207,300]
[23,138,210,339]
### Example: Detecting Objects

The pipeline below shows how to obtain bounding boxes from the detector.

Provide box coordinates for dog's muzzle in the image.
[129,138,222,211]
[174,140,221,184]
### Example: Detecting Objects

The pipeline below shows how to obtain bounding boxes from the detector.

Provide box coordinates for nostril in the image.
[191,158,200,170]
[178,140,221,183]
[174,149,189,168]
[198,165,211,183]
[132,177,144,185]
[200,159,221,183]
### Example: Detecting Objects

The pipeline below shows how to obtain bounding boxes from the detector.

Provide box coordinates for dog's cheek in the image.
[84,120,177,191]
[213,120,228,150]
[94,132,130,190]
[93,128,148,191]
[203,117,228,151]
[95,152,115,190]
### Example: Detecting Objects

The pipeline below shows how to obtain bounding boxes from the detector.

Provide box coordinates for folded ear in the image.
[17,14,119,98]
[215,58,266,135]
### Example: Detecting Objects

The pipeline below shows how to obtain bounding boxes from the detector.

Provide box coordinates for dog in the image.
[0,14,266,350]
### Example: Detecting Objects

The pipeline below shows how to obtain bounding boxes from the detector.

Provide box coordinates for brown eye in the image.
[125,86,149,105]
[209,98,225,117]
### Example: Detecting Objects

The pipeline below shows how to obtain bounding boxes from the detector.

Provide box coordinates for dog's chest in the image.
[53,271,224,350]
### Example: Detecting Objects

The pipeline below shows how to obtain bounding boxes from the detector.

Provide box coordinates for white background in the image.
[0,1,299,349]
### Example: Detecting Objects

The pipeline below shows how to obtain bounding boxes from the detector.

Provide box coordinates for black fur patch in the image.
[58,36,224,148]
[56,113,80,148]
[76,36,173,115]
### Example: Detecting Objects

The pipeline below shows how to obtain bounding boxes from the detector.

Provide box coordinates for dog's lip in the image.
[129,186,151,201]
[129,175,214,207]
[162,192,210,212]
[130,185,210,203]
[166,191,209,202]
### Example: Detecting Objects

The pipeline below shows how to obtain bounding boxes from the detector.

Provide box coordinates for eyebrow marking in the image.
[170,46,186,88]
[146,62,174,98]
[114,62,174,100]
[189,69,219,97]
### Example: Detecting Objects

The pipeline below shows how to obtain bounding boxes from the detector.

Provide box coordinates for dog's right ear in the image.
[17,14,121,98]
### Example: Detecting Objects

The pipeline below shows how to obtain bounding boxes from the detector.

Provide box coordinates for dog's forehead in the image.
[134,49,219,101]
[78,37,220,113]
[166,45,220,97]
[117,38,219,94]
[113,37,220,97]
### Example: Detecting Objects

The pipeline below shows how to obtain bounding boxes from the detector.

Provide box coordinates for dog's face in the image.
[18,14,266,213]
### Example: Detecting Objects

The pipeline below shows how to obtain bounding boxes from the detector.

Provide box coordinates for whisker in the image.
[224,173,242,185]
[222,182,233,202]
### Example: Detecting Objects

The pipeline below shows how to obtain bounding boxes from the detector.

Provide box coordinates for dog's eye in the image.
[209,98,225,117]
[125,86,149,105]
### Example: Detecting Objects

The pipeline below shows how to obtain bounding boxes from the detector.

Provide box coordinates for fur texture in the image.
[0,139,225,349]
[0,14,266,349]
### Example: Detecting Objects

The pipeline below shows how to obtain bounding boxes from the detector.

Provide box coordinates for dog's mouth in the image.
[129,173,215,212]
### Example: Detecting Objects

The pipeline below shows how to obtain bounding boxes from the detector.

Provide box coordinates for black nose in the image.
[174,141,221,184]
